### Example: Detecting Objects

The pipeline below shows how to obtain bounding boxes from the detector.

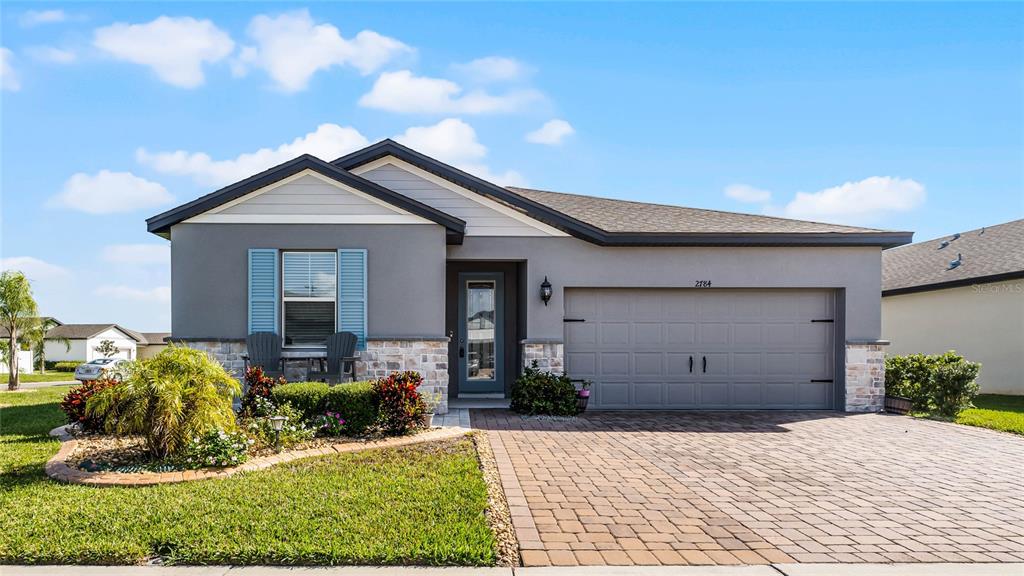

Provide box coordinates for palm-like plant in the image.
[26,317,68,373]
[0,271,39,390]
[87,345,241,458]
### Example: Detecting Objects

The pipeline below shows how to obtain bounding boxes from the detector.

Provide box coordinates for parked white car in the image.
[74,358,127,382]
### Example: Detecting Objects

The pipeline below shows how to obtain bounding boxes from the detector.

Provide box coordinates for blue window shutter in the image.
[338,249,367,350]
[248,249,279,334]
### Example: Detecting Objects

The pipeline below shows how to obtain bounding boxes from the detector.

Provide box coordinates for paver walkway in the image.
[472,410,1024,567]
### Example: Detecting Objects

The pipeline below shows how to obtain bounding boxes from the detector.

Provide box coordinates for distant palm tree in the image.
[0,271,39,390]
[27,318,68,373]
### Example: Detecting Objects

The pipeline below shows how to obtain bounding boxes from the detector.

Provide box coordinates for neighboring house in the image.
[147,140,912,413]
[882,219,1024,395]
[44,324,140,362]
[0,327,35,375]
[136,332,171,359]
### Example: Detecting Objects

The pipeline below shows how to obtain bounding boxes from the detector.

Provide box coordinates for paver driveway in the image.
[472,410,1024,567]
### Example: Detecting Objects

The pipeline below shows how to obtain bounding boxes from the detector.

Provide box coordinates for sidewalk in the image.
[4,564,1023,576]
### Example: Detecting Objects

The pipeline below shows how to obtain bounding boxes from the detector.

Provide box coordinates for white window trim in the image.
[281,250,337,348]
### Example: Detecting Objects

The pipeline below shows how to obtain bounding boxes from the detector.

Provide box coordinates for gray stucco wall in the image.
[447,237,883,341]
[170,223,446,339]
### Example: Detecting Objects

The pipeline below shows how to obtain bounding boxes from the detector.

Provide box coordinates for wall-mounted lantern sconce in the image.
[540,276,553,306]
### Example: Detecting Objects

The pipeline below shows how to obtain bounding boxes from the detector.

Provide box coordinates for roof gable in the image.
[350,156,569,237]
[883,218,1024,295]
[334,140,913,247]
[146,154,466,242]
[46,324,143,341]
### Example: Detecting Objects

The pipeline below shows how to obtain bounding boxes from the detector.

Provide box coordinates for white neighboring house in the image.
[44,324,139,362]
[0,331,35,374]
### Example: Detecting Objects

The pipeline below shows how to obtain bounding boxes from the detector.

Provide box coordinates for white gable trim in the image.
[183,169,434,226]
[350,156,569,237]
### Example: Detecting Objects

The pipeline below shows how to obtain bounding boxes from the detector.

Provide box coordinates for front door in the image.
[458,272,504,394]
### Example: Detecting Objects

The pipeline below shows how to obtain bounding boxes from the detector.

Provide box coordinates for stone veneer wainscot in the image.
[845,341,887,412]
[522,341,564,374]
[178,337,450,415]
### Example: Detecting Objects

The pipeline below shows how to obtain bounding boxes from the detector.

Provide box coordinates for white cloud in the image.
[0,257,69,281]
[20,9,66,27]
[525,119,575,146]
[47,170,173,214]
[359,70,542,115]
[452,56,529,83]
[101,244,170,266]
[137,123,369,187]
[395,118,524,186]
[1,48,20,92]
[773,176,926,223]
[724,184,772,204]
[95,285,171,303]
[93,16,234,88]
[26,46,77,64]
[233,10,410,92]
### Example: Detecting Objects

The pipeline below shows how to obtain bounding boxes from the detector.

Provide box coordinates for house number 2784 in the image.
[694,280,712,288]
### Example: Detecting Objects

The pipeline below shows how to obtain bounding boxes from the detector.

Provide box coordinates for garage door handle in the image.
[702,356,707,373]
[689,356,693,373]
[810,379,833,383]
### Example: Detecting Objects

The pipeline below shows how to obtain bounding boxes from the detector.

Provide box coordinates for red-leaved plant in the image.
[373,371,427,435]
[60,377,119,431]
[241,366,286,416]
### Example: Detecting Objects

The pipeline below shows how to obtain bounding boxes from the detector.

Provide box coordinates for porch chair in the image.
[242,331,285,381]
[308,331,359,385]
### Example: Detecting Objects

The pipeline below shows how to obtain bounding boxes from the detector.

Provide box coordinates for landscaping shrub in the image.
[49,360,84,372]
[510,362,578,416]
[240,403,314,450]
[240,366,286,417]
[885,351,981,415]
[323,380,378,434]
[178,428,251,469]
[86,345,240,458]
[373,371,426,435]
[59,377,118,431]
[271,381,330,420]
[930,360,981,418]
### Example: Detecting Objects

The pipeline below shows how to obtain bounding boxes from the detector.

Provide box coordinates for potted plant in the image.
[575,380,592,413]
[422,390,442,427]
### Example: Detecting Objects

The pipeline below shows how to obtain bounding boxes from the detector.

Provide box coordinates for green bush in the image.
[85,345,240,458]
[323,381,378,435]
[884,353,932,407]
[178,428,251,469]
[885,351,981,416]
[930,361,981,418]
[50,361,84,372]
[271,381,329,420]
[240,403,314,450]
[510,362,578,416]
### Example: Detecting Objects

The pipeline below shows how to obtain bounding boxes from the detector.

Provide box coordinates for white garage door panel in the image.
[564,288,835,410]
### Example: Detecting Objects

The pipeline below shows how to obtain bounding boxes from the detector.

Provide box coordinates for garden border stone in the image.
[45,425,469,487]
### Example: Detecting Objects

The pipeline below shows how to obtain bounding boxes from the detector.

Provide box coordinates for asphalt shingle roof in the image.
[882,218,1024,294]
[506,186,888,235]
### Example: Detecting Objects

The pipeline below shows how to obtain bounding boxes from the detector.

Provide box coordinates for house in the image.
[43,325,170,362]
[882,219,1024,395]
[0,327,36,375]
[147,140,912,413]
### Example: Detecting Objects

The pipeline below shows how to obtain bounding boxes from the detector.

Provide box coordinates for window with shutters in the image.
[281,251,336,346]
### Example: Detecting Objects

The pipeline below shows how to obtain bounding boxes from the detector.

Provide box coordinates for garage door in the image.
[564,289,835,409]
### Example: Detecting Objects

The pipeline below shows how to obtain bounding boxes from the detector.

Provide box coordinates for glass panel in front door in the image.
[466,281,496,381]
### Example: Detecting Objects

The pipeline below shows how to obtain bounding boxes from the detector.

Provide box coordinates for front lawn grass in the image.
[1,371,76,384]
[954,394,1024,436]
[0,386,497,566]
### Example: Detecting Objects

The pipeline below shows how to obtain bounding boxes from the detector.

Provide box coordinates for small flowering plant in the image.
[179,428,252,469]
[241,403,314,450]
[315,411,347,436]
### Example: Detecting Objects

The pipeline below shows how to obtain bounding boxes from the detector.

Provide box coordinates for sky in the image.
[1,2,1022,332]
